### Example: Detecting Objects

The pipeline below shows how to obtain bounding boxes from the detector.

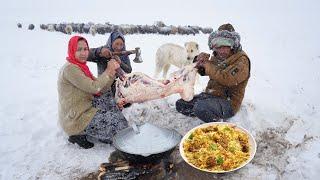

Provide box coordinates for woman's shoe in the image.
[68,135,94,149]
[99,139,113,144]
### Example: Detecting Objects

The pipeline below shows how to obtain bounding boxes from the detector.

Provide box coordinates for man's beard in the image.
[217,54,228,61]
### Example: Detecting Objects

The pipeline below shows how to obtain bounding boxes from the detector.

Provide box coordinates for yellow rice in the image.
[183,124,250,172]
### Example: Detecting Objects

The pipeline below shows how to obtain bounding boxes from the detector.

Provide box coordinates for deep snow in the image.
[0,0,320,179]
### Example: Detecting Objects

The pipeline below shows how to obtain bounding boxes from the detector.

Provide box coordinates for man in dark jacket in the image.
[176,23,251,122]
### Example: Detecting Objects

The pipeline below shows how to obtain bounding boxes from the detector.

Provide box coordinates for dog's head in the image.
[184,41,200,61]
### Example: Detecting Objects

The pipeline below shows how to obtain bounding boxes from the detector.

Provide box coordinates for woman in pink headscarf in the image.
[57,36,128,149]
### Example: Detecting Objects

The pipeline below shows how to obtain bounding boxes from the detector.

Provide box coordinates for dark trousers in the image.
[85,91,128,143]
[175,93,234,122]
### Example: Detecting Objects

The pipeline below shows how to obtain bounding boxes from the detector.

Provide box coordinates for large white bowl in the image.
[179,122,257,173]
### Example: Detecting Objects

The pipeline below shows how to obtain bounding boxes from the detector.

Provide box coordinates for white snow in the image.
[0,0,320,179]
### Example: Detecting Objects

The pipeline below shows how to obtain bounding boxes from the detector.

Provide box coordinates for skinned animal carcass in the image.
[115,63,199,104]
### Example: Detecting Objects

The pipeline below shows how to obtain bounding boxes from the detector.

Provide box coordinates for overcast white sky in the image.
[1,0,319,28]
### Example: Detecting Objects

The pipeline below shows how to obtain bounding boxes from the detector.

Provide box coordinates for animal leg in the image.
[162,64,170,79]
[154,65,163,79]
[154,50,165,78]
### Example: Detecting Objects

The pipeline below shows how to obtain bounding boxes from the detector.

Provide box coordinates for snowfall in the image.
[0,0,319,179]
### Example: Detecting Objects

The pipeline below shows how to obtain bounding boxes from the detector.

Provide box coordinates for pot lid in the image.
[113,122,182,157]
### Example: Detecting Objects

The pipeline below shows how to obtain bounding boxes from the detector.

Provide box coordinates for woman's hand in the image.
[106,59,120,77]
[112,55,122,64]
[117,98,127,110]
[100,48,112,58]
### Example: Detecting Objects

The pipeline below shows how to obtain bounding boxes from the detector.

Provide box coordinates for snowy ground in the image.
[1,0,320,179]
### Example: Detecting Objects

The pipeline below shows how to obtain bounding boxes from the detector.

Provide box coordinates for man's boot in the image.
[68,135,94,149]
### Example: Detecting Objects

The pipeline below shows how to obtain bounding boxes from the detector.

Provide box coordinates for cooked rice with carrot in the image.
[183,124,250,172]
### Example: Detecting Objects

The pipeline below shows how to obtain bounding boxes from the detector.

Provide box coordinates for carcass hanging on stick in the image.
[114,53,210,104]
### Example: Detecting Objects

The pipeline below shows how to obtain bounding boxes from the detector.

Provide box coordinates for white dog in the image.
[154,42,200,79]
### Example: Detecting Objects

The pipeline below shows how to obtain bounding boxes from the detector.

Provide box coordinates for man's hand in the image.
[196,52,210,63]
[194,52,210,76]
[117,98,127,110]
[106,59,120,77]
[100,48,112,58]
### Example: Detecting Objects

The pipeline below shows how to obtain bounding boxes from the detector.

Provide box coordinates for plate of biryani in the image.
[180,122,256,173]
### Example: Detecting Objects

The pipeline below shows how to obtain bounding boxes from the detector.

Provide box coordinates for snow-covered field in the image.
[0,0,320,179]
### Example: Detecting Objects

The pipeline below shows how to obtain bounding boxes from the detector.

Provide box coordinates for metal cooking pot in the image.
[113,122,182,163]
